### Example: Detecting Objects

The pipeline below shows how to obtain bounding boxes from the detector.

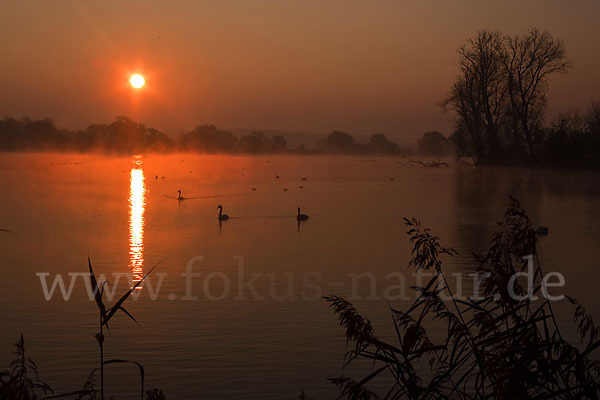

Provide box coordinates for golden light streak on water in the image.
[129,157,146,288]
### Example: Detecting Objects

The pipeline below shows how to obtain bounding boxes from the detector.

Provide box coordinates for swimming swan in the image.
[297,207,309,221]
[218,205,229,221]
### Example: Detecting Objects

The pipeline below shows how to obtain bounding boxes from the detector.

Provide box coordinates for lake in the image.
[0,153,599,399]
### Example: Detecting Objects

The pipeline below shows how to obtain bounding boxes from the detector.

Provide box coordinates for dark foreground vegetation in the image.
[0,260,165,400]
[0,336,166,400]
[443,27,600,168]
[0,116,408,156]
[325,198,600,399]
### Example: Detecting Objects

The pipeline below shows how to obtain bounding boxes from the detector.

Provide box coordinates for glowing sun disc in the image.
[129,74,145,89]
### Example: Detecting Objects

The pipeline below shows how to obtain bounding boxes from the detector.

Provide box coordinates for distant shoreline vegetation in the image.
[1,113,599,169]
[0,116,412,157]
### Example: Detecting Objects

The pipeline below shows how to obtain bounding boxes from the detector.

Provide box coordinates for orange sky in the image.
[1,0,599,142]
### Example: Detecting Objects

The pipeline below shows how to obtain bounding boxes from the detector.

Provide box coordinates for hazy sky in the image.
[1,0,599,142]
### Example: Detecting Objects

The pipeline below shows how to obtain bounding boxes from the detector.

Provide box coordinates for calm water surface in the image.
[0,153,599,399]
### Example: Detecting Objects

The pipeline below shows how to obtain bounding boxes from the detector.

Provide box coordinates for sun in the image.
[129,74,145,89]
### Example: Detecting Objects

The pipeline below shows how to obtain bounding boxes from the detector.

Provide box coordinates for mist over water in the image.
[0,153,599,398]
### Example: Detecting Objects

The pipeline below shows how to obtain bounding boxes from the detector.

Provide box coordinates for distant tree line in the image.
[180,125,292,154]
[442,27,600,167]
[0,116,175,154]
[315,131,404,155]
[0,116,410,156]
[417,131,453,156]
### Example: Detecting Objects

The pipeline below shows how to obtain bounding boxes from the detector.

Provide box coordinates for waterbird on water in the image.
[218,205,229,221]
[177,190,185,201]
[297,207,309,221]
[535,226,549,235]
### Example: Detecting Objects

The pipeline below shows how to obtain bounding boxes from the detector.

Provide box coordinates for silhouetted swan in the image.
[177,190,185,201]
[217,205,229,221]
[297,207,309,221]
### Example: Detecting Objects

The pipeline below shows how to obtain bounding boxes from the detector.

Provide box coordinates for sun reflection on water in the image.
[129,157,146,288]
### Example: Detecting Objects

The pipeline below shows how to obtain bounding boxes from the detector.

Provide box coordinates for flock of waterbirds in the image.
[156,161,314,223]
[167,190,310,223]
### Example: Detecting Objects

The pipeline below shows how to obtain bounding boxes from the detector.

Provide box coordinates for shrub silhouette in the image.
[0,335,52,400]
[326,198,600,399]
[0,258,162,399]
